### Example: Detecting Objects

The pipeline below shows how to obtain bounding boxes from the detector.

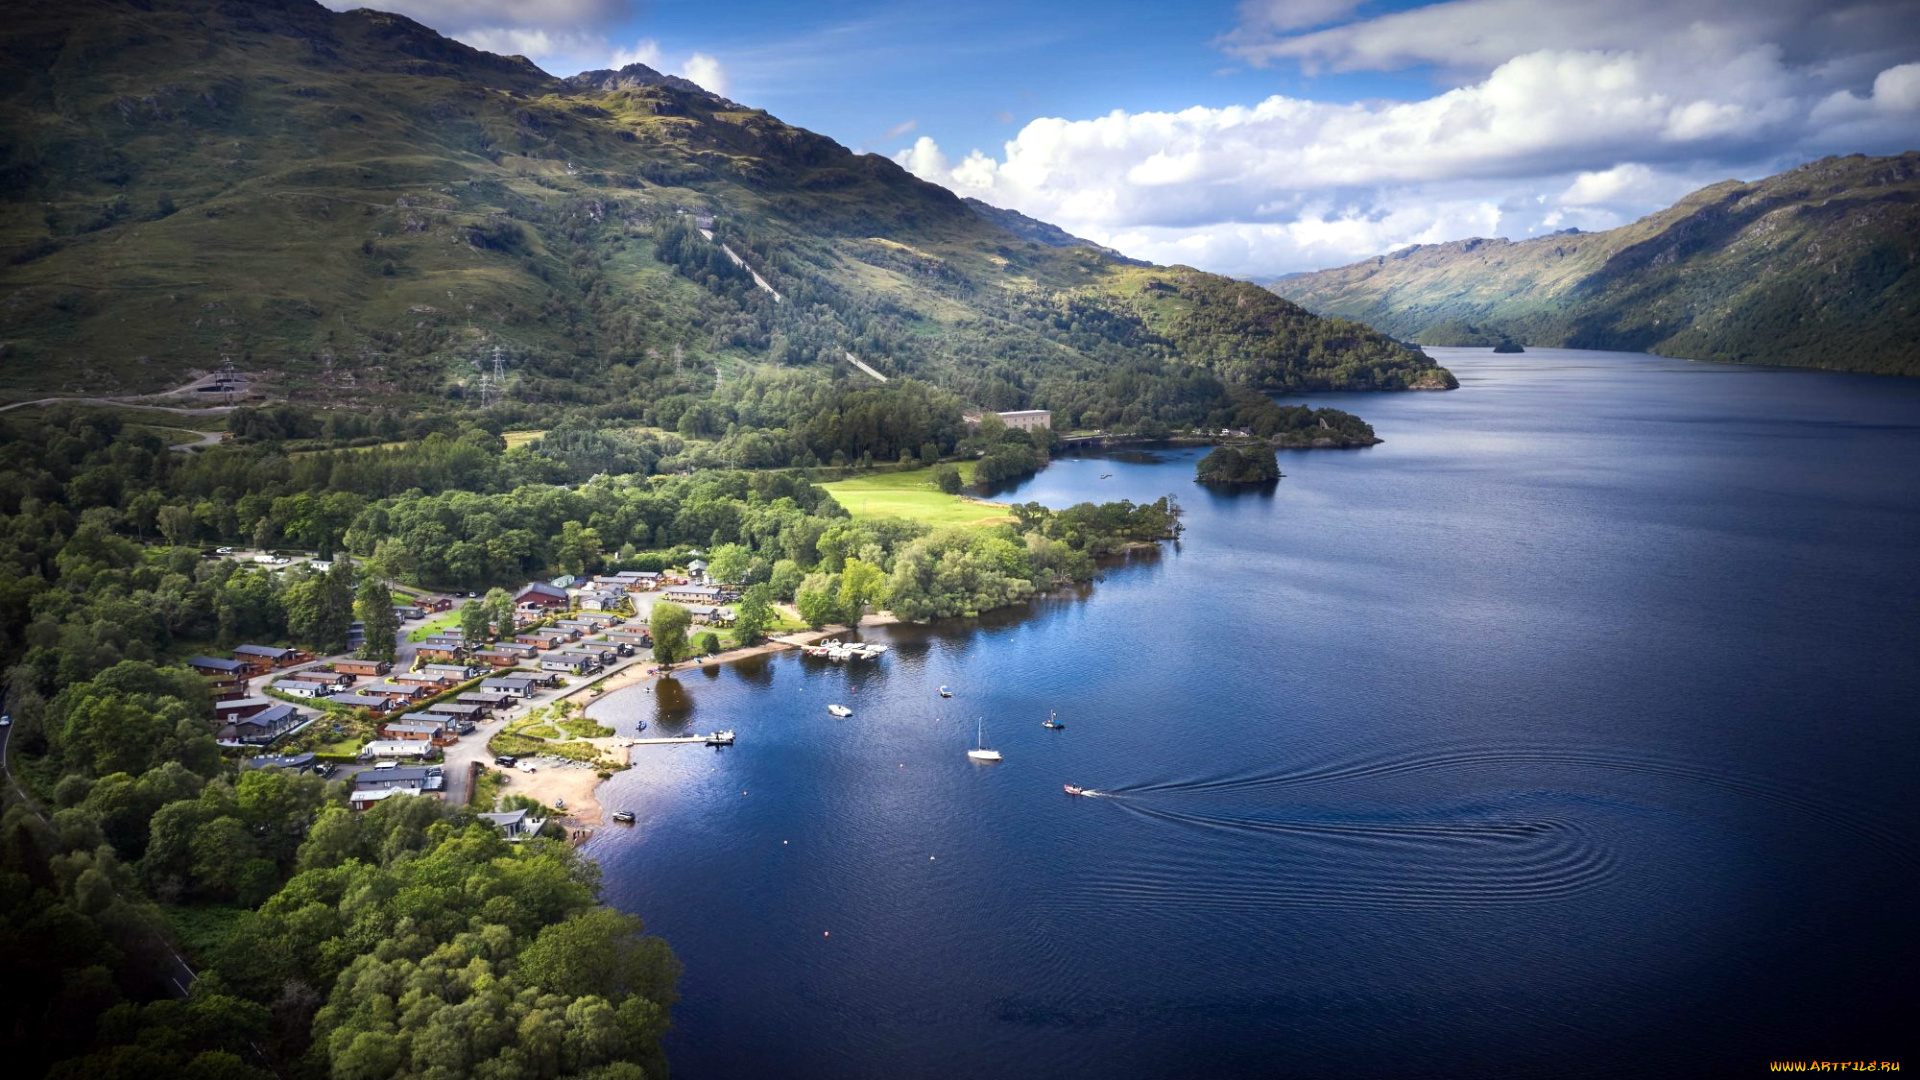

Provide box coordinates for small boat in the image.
[827,704,852,718]
[1064,784,1087,796]
[967,718,1002,762]
[939,686,952,698]
[704,730,736,745]
[635,720,647,732]
[554,798,566,811]
[1042,710,1064,729]
[1100,473,1113,479]
[612,810,636,823]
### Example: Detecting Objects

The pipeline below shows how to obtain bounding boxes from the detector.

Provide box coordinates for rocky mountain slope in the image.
[1271,154,1920,375]
[0,0,1453,426]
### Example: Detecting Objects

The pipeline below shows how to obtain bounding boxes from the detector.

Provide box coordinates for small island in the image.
[1196,446,1282,485]
[1492,341,1526,353]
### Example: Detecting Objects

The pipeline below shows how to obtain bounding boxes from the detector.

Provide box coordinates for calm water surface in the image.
[588,348,1919,1078]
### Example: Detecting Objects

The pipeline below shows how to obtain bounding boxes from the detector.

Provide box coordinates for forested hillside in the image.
[1272,153,1920,375]
[0,0,1451,435]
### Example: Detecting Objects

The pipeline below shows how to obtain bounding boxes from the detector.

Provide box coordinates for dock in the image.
[625,731,735,747]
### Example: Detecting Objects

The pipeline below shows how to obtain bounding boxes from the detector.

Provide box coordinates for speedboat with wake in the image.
[1063,785,1100,797]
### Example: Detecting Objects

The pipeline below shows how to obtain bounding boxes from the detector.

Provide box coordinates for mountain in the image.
[0,0,1453,429]
[1270,154,1920,376]
[960,197,1146,264]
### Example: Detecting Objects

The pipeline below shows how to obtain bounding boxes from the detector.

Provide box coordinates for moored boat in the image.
[1042,710,1064,729]
[967,718,1002,762]
[827,704,852,718]
[612,810,636,823]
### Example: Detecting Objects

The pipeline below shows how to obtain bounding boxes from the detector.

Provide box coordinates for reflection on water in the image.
[587,349,1920,1080]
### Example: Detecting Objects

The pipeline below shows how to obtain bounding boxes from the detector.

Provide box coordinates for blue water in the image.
[588,348,1920,1078]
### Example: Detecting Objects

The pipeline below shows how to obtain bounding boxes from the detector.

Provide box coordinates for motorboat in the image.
[827,704,852,718]
[1064,784,1087,796]
[939,686,952,698]
[1042,710,1064,729]
[612,810,636,823]
[967,718,1002,762]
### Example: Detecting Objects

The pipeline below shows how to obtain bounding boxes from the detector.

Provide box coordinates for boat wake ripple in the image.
[1099,741,1913,866]
[1074,800,1622,911]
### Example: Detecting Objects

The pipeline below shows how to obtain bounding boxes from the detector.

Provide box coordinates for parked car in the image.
[517,762,538,773]
[494,755,518,768]
[216,546,234,555]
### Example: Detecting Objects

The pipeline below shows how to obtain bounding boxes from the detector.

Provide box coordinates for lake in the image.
[586,347,1919,1078]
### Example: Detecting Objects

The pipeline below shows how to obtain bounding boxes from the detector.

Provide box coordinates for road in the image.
[845,352,889,382]
[0,396,235,416]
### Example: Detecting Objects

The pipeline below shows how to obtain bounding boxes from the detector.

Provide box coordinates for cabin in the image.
[690,606,735,627]
[477,808,546,841]
[471,649,526,668]
[420,634,466,649]
[563,643,618,664]
[189,656,249,677]
[606,627,652,644]
[347,622,366,651]
[325,692,393,714]
[335,658,391,677]
[964,408,1053,433]
[287,670,352,687]
[415,644,467,663]
[515,582,569,612]
[424,702,485,723]
[594,636,636,657]
[422,662,480,680]
[245,752,318,773]
[272,680,332,699]
[578,587,627,612]
[481,675,542,698]
[379,720,447,743]
[392,604,426,621]
[364,681,428,702]
[515,632,565,650]
[218,703,301,745]
[348,765,443,808]
[234,644,302,669]
[458,691,514,709]
[419,595,455,614]
[214,697,276,722]
[394,672,453,689]
[540,655,598,675]
[662,584,722,605]
[490,641,539,657]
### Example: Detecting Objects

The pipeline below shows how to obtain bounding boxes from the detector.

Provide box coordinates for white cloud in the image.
[1232,0,1371,35]
[612,38,663,70]
[899,1,1920,276]
[881,119,920,141]
[682,53,729,95]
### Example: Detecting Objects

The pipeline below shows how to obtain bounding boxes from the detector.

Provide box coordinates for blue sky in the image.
[334,0,1920,275]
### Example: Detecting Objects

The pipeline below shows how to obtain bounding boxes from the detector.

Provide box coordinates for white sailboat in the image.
[967,718,1002,762]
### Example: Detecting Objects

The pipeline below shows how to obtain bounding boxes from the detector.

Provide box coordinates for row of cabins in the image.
[211,696,307,745]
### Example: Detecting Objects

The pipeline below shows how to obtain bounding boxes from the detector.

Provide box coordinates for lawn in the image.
[502,429,547,449]
[819,463,1014,529]
[406,610,464,642]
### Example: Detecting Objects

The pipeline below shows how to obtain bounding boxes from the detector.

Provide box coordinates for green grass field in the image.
[819,463,1014,529]
[406,610,463,642]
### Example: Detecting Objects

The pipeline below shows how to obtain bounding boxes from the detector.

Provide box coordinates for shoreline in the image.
[513,617,901,836]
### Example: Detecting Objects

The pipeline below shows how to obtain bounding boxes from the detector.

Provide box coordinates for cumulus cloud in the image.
[611,38,663,70]
[682,53,730,95]
[901,0,1920,275]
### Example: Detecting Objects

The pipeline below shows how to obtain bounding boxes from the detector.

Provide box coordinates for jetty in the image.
[801,639,890,661]
[625,730,736,747]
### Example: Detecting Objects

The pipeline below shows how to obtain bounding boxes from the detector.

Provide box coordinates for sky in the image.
[326,0,1920,277]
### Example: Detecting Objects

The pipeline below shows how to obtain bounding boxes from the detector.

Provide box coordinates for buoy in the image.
[783,840,788,844]
[823,931,830,937]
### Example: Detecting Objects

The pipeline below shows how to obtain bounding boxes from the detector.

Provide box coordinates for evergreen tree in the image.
[354,578,398,661]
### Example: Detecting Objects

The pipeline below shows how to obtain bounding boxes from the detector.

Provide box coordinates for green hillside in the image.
[1270,153,1920,375]
[0,0,1452,430]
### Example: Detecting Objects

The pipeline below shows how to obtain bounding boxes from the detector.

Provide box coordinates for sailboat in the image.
[967,718,1002,762]
[1042,710,1064,729]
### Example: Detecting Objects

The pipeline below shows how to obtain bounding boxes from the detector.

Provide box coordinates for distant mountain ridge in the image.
[0,0,1453,421]
[1270,154,1920,375]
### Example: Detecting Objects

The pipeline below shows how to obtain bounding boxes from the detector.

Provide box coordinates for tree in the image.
[733,584,774,645]
[484,587,516,638]
[794,573,843,629]
[695,631,720,656]
[930,464,962,494]
[459,600,491,645]
[704,543,751,586]
[354,578,397,661]
[157,504,198,547]
[838,558,888,620]
[649,602,691,664]
[286,565,354,654]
